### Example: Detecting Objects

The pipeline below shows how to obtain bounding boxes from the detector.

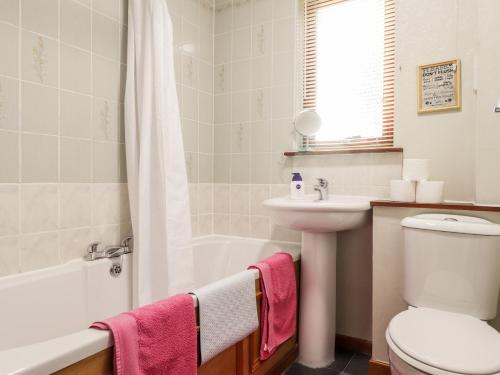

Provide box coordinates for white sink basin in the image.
[264,194,375,233]
[264,194,375,368]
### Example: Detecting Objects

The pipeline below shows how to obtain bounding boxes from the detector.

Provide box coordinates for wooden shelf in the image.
[370,200,500,212]
[284,147,403,156]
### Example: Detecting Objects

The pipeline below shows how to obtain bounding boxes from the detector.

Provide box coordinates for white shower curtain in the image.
[125,0,194,307]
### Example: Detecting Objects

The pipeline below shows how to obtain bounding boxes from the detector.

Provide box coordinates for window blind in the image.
[303,0,395,150]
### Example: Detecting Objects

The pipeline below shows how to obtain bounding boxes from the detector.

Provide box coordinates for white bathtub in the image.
[0,235,300,375]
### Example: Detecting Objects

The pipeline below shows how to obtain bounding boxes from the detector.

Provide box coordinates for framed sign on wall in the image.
[417,59,461,114]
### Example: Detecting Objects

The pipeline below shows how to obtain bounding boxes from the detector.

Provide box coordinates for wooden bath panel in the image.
[55,261,300,375]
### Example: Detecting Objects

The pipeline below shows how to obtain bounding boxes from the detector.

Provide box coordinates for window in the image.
[303,0,395,150]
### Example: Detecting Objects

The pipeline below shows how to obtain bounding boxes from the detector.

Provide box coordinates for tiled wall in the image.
[0,0,402,276]
[168,0,215,237]
[211,0,301,242]
[211,0,402,242]
[0,0,130,276]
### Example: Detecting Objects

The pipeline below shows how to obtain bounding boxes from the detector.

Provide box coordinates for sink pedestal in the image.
[297,232,338,368]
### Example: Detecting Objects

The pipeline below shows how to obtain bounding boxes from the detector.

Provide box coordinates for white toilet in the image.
[386,214,500,375]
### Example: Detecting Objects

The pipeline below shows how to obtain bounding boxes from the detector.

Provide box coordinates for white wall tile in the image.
[0,131,18,182]
[0,76,19,131]
[250,153,271,184]
[20,184,58,233]
[61,91,91,138]
[21,134,58,182]
[92,12,120,60]
[182,119,199,152]
[214,154,230,183]
[232,27,251,60]
[61,138,91,182]
[198,213,213,235]
[21,31,58,86]
[272,17,295,53]
[60,184,91,228]
[62,45,92,94]
[0,185,19,236]
[231,60,251,91]
[252,0,272,24]
[230,123,251,153]
[213,213,230,234]
[215,94,231,124]
[92,0,119,20]
[231,91,250,122]
[250,215,270,239]
[230,214,250,236]
[199,154,214,183]
[230,154,250,183]
[214,33,232,64]
[0,23,19,77]
[0,0,19,25]
[61,0,91,50]
[214,183,230,213]
[251,22,272,57]
[0,236,20,276]
[60,227,91,262]
[233,0,251,29]
[21,0,58,37]
[92,142,126,183]
[20,232,59,271]
[230,184,250,214]
[215,3,232,35]
[92,183,129,225]
[21,82,58,135]
[250,184,269,215]
[92,98,123,142]
[198,183,214,214]
[92,55,122,100]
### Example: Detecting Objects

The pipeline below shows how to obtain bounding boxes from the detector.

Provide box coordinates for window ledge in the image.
[283,147,403,157]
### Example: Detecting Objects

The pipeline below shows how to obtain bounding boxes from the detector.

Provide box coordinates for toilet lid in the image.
[388,308,500,375]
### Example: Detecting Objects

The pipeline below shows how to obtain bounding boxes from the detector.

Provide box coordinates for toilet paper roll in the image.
[416,181,444,204]
[390,180,416,202]
[403,159,430,181]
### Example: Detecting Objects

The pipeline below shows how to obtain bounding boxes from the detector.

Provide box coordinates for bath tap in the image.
[314,178,329,201]
[85,237,133,261]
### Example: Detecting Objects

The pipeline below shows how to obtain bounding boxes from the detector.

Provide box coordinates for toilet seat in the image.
[387,308,500,375]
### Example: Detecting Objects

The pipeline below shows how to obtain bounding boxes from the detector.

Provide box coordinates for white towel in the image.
[193,271,259,364]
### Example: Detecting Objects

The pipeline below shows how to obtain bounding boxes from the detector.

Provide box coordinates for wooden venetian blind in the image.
[303,0,395,150]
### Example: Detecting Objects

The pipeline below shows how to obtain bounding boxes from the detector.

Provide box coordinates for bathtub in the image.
[0,235,300,375]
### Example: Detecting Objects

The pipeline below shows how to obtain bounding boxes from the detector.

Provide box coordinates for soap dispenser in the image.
[290,172,305,200]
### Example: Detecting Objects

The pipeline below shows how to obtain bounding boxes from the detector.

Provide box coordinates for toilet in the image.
[386,214,500,375]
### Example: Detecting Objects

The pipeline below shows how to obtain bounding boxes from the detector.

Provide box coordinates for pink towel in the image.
[248,252,297,360]
[91,294,197,375]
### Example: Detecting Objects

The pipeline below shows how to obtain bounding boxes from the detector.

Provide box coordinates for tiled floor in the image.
[283,348,370,375]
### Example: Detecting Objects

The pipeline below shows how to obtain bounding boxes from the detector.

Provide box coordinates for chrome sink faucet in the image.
[86,236,133,261]
[314,178,329,201]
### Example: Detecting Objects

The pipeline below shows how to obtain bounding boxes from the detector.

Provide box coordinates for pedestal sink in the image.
[263,194,375,368]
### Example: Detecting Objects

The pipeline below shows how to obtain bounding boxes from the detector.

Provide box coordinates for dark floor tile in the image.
[284,362,340,375]
[341,353,370,375]
[327,347,355,372]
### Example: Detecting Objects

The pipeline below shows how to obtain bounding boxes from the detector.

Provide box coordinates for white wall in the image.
[372,0,500,363]
[475,0,500,204]
[394,0,477,202]
[395,0,500,204]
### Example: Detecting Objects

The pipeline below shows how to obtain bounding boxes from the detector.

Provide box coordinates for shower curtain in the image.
[125,0,194,307]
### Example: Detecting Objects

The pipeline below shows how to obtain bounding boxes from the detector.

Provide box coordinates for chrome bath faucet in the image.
[86,236,133,261]
[314,178,329,201]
